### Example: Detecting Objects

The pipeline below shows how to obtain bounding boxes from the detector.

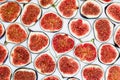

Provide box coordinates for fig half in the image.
[94,18,114,42]
[0,0,7,3]
[0,43,8,65]
[34,51,56,75]
[58,55,80,77]
[68,18,91,39]
[80,0,102,19]
[40,12,63,32]
[21,3,41,27]
[114,26,120,47]
[6,23,28,44]
[99,0,112,3]
[56,0,78,18]
[16,0,31,4]
[98,43,119,65]
[0,1,21,22]
[0,22,5,38]
[28,31,49,53]
[43,75,60,80]
[67,77,80,80]
[10,45,31,67]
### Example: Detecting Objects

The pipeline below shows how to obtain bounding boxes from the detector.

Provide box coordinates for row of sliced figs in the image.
[0,0,120,80]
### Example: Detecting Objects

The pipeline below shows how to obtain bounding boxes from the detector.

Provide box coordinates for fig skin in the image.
[114,26,120,47]
[0,22,5,39]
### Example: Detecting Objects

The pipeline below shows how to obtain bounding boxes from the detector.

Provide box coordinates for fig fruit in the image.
[16,0,31,4]
[80,0,102,18]
[67,77,80,80]
[105,2,120,23]
[13,68,37,80]
[74,42,97,63]
[52,33,75,55]
[0,22,5,38]
[0,65,11,80]
[21,3,41,27]
[40,12,63,32]
[82,64,104,80]
[0,43,8,65]
[28,31,49,53]
[106,65,120,80]
[58,55,80,77]
[0,1,21,22]
[98,43,119,64]
[99,0,112,3]
[68,18,91,39]
[38,0,57,8]
[10,45,31,67]
[34,51,56,75]
[0,0,6,3]
[114,26,120,47]
[43,75,60,80]
[94,18,114,42]
[6,23,28,44]
[56,0,78,18]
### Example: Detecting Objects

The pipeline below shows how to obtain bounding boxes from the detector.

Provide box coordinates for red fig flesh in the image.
[114,26,120,47]
[0,0,6,3]
[43,75,60,80]
[16,0,31,3]
[0,22,5,38]
[99,0,112,3]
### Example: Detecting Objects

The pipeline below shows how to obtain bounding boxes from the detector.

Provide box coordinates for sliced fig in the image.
[56,0,78,18]
[40,12,63,32]
[0,22,5,38]
[21,3,41,27]
[43,75,60,80]
[106,65,120,80]
[114,26,120,47]
[82,64,104,80]
[38,0,57,8]
[28,31,49,53]
[34,51,56,75]
[0,43,8,65]
[0,0,6,3]
[16,0,31,4]
[80,0,102,18]
[6,23,28,44]
[99,0,112,3]
[74,42,97,63]
[67,77,80,80]
[0,1,21,22]
[68,18,91,39]
[94,18,114,42]
[0,65,11,80]
[58,55,80,77]
[13,68,37,80]
[10,45,31,67]
[98,43,119,64]
[52,33,75,55]
[105,2,120,23]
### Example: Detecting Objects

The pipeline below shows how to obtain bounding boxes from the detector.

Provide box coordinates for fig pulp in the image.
[43,75,60,80]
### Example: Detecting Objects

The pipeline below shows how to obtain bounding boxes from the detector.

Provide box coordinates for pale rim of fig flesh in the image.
[28,32,49,53]
[21,2,41,27]
[56,0,79,19]
[0,0,7,3]
[58,55,80,77]
[6,23,28,44]
[114,26,120,47]
[93,18,114,42]
[99,0,112,3]
[98,43,119,64]
[10,45,31,67]
[74,42,97,64]
[16,0,31,4]
[42,75,60,80]
[0,22,5,38]
[34,51,56,75]
[80,0,102,18]
[67,77,80,80]
[69,18,91,39]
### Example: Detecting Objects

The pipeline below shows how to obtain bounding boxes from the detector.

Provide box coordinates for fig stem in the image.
[4,41,8,46]
[52,4,56,8]
[90,38,94,43]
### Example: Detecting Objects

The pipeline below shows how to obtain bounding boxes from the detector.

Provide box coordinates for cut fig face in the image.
[13,68,37,80]
[82,64,104,80]
[28,32,49,53]
[0,65,11,80]
[34,51,56,75]
[21,3,41,27]
[52,33,75,55]
[80,0,102,18]
[67,77,80,80]
[40,12,63,32]
[10,45,31,67]
[0,1,21,22]
[106,3,120,23]
[98,43,119,64]
[74,42,97,63]
[114,26,120,47]
[0,43,8,65]
[106,65,120,80]
[0,22,5,38]
[6,23,28,44]
[0,0,6,3]
[58,55,80,77]
[16,0,31,4]
[99,0,112,3]
[94,18,114,42]
[69,18,91,39]
[56,0,78,18]
[43,75,60,80]
[38,0,57,8]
